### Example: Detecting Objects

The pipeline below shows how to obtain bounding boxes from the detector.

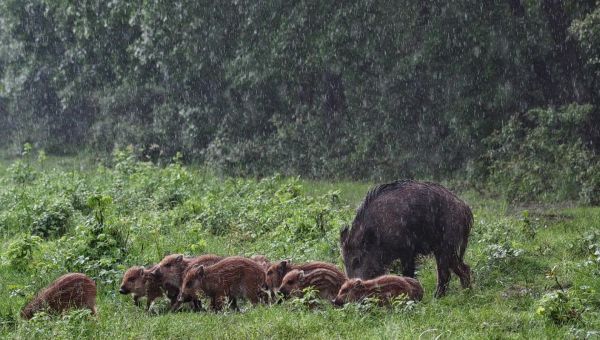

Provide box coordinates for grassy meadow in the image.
[0,150,599,339]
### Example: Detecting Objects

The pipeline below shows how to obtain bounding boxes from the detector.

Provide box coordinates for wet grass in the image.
[0,156,599,339]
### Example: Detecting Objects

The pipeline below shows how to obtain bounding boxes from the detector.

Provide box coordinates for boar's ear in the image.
[340,226,349,244]
[175,255,184,263]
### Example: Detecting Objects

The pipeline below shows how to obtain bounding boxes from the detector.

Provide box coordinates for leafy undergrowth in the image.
[0,149,599,339]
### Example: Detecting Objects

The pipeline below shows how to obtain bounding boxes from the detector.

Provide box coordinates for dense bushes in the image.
[0,148,351,286]
[476,104,600,204]
[1,1,600,184]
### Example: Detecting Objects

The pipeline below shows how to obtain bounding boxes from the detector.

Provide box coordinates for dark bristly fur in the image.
[340,180,473,297]
[21,273,96,319]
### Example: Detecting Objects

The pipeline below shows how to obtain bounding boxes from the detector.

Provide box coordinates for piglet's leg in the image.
[211,295,224,311]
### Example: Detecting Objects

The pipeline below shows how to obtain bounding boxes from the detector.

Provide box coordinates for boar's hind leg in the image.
[450,254,471,289]
[434,252,451,298]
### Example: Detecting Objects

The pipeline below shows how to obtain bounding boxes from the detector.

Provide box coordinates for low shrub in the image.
[477,104,600,204]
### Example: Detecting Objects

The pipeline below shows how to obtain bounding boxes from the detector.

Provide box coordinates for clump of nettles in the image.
[536,289,587,325]
[7,143,37,184]
[2,233,41,271]
[288,287,326,310]
[31,199,74,239]
[19,309,95,339]
[63,194,128,284]
[536,267,598,325]
[571,230,600,276]
[390,294,417,313]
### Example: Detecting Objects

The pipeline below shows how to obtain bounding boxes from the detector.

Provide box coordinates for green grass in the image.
[0,152,599,339]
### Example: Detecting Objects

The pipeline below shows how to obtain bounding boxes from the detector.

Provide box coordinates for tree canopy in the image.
[1,1,599,186]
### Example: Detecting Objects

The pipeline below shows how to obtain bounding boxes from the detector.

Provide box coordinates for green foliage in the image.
[390,294,418,313]
[520,210,537,240]
[31,199,73,239]
[571,6,600,71]
[1,1,599,182]
[3,234,41,271]
[0,156,599,337]
[536,286,599,325]
[478,104,600,204]
[287,287,326,311]
[16,309,96,339]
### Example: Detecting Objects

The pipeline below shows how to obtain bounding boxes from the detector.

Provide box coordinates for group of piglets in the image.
[19,253,423,319]
[119,253,423,312]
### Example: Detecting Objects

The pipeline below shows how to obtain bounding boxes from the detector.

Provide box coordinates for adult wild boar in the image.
[340,180,472,297]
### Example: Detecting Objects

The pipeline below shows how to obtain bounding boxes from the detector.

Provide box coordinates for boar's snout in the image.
[333,298,344,307]
[119,287,128,295]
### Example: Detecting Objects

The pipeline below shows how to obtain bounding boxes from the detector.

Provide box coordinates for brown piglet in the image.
[250,255,271,272]
[265,260,345,293]
[179,256,267,311]
[21,273,96,319]
[119,264,162,310]
[333,275,424,306]
[150,253,223,311]
[279,268,346,301]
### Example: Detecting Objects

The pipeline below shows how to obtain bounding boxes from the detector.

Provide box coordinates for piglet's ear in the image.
[354,279,364,288]
[175,255,184,262]
[197,265,205,276]
[138,268,145,276]
[281,259,291,270]
[298,271,305,282]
